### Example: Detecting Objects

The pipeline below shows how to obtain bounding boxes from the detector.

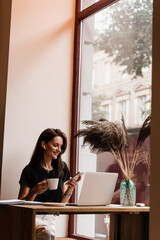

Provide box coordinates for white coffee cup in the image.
[47,178,59,190]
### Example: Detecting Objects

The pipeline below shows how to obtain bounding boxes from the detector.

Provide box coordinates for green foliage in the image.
[95,0,153,78]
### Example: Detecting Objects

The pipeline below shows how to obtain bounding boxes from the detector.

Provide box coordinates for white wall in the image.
[1,0,75,237]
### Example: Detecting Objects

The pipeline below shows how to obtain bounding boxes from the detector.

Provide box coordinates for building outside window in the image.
[105,62,111,85]
[139,95,147,124]
[105,104,110,120]
[119,100,127,121]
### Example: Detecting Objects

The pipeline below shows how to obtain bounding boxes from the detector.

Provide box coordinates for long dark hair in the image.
[29,128,67,177]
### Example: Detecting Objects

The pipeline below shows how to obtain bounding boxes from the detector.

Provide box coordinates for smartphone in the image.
[73,172,84,181]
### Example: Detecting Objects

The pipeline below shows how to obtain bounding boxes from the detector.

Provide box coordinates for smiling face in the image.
[42,136,63,160]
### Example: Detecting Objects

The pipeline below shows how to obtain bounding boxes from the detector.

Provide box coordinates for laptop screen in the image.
[75,172,118,206]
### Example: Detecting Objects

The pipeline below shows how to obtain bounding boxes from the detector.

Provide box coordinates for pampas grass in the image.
[76,115,151,181]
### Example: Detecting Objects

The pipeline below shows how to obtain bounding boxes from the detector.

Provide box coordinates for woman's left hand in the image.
[65,178,78,191]
[64,175,82,193]
[61,176,82,203]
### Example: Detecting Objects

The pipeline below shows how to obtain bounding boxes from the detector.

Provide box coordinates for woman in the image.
[18,128,80,240]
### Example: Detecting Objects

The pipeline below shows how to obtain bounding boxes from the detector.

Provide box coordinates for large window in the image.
[70,0,152,239]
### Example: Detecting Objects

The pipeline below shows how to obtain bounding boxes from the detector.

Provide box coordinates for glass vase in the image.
[120,180,136,206]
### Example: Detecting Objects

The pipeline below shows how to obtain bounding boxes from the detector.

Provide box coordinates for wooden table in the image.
[0,204,149,240]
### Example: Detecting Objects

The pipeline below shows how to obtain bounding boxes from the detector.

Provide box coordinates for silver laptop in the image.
[70,172,118,206]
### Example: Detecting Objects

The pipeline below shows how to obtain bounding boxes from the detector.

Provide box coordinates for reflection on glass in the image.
[76,0,152,239]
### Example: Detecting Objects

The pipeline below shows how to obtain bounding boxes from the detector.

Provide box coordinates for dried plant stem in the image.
[143,152,150,175]
[126,151,130,179]
[129,149,140,179]
[111,148,146,181]
[128,150,137,179]
[111,150,129,180]
[122,150,128,176]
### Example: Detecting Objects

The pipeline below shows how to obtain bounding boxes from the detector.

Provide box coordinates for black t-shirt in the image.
[19,161,71,202]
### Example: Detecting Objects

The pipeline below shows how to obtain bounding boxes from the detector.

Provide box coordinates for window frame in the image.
[69,0,119,238]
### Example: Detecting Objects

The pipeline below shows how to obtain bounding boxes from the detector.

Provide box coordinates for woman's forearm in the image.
[19,189,38,201]
[61,187,73,203]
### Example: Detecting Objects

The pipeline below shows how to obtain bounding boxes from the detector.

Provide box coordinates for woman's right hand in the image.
[31,180,48,195]
[18,180,48,201]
